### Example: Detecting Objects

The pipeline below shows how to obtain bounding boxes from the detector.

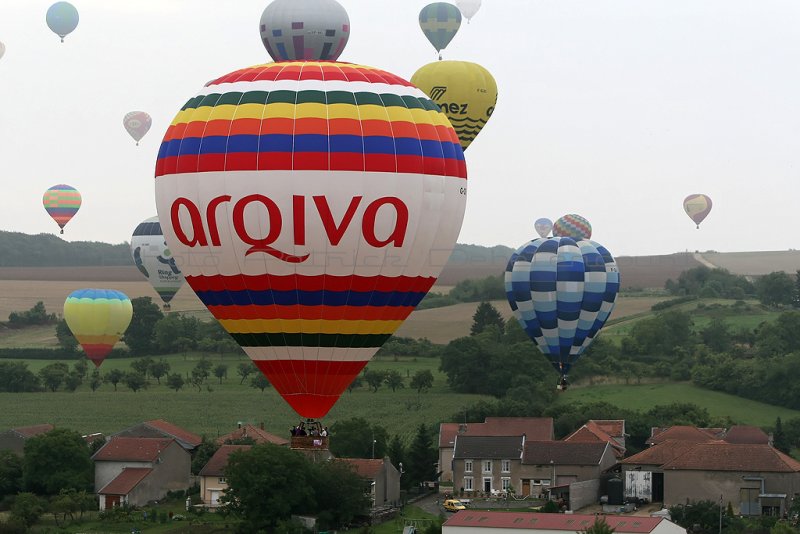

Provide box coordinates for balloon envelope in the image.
[259,0,350,61]
[46,2,79,42]
[131,217,184,307]
[155,61,467,419]
[43,184,81,233]
[553,214,592,240]
[123,111,152,145]
[0,42,5,60]
[534,218,552,238]
[505,237,619,379]
[456,0,481,21]
[411,61,497,151]
[419,2,462,54]
[683,194,712,228]
[64,289,133,367]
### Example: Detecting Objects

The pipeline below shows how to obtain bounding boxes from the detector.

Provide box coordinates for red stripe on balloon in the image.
[80,344,113,367]
[185,274,436,293]
[253,359,367,418]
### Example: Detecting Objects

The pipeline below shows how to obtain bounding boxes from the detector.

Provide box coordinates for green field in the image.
[558,382,800,427]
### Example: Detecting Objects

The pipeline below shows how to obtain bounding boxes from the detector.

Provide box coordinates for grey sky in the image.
[2,0,799,257]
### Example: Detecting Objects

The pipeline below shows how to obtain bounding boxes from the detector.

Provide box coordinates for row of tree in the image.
[665,265,800,307]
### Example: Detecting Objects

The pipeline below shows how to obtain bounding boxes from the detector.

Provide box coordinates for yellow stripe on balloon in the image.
[218,318,404,335]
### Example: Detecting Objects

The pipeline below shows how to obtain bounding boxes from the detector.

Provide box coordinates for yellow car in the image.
[443,499,466,512]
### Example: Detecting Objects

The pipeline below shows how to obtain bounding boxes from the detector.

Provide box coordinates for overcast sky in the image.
[2,0,800,257]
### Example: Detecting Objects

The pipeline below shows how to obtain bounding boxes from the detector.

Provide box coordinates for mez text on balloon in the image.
[170,194,409,264]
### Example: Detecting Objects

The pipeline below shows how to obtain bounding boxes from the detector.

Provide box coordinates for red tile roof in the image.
[144,420,202,447]
[592,420,625,438]
[215,425,289,446]
[12,424,53,438]
[564,422,625,458]
[621,440,701,466]
[93,437,175,462]
[99,468,153,495]
[339,458,385,480]
[646,426,717,445]
[439,423,461,449]
[724,426,770,444]
[439,418,554,448]
[444,511,665,532]
[199,445,251,477]
[662,443,800,472]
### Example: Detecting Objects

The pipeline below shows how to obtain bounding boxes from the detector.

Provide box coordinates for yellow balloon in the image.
[63,289,133,367]
[411,60,497,151]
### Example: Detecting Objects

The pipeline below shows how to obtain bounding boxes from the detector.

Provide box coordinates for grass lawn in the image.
[374,504,441,534]
[558,382,800,427]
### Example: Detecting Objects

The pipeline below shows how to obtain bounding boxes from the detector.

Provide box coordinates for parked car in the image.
[443,499,466,512]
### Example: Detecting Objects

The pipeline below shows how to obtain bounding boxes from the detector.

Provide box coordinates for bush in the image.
[651,296,696,311]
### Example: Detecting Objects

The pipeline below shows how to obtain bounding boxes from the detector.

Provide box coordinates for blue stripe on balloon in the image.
[194,289,428,307]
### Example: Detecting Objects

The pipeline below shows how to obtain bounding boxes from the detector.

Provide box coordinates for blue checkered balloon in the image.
[504,237,620,380]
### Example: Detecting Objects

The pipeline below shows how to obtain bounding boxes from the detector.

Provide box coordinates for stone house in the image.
[92,437,191,510]
[452,435,525,496]
[0,424,54,455]
[199,444,251,508]
[340,457,402,508]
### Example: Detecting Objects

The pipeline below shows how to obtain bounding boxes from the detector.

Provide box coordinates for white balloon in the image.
[456,0,481,21]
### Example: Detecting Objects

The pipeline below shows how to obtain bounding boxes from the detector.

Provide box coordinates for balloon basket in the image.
[59,229,64,235]
[556,376,569,391]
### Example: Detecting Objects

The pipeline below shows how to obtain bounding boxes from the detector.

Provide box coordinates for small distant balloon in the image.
[683,194,712,229]
[0,42,5,60]
[43,184,81,234]
[534,218,553,238]
[419,2,462,59]
[123,111,152,146]
[259,0,350,61]
[456,0,482,22]
[553,214,592,240]
[46,2,79,42]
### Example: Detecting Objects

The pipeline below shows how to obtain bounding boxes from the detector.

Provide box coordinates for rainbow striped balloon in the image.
[155,61,467,418]
[553,213,592,240]
[63,289,133,368]
[43,184,81,234]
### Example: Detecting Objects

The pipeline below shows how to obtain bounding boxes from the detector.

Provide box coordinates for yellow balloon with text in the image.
[411,60,497,151]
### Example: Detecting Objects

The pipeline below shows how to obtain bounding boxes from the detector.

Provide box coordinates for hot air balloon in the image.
[0,42,6,60]
[155,61,467,420]
[259,0,350,61]
[456,0,482,22]
[505,237,619,389]
[46,2,79,42]
[553,213,592,240]
[683,194,712,229]
[419,2,462,59]
[63,289,133,368]
[131,216,185,309]
[411,61,497,151]
[123,111,152,146]
[43,184,81,234]
[534,218,552,238]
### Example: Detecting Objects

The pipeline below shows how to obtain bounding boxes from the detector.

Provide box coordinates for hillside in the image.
[699,250,800,276]
[0,231,131,267]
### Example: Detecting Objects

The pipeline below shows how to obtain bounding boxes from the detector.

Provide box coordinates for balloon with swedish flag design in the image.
[63,289,132,368]
[154,61,467,419]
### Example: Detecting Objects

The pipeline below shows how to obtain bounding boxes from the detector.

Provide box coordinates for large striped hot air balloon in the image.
[63,289,133,367]
[130,217,184,309]
[505,237,619,389]
[43,184,81,234]
[155,61,467,419]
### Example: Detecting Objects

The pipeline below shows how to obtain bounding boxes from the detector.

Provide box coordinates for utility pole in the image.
[719,494,723,534]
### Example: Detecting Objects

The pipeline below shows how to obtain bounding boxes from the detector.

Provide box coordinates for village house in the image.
[442,511,686,534]
[339,457,402,509]
[112,419,202,452]
[452,435,525,496]
[199,444,251,508]
[92,437,191,510]
[563,420,627,458]
[440,418,554,484]
[0,424,53,455]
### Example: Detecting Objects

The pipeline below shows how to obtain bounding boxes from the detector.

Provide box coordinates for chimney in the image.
[260,422,264,430]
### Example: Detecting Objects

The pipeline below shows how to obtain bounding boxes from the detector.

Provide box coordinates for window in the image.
[464,477,473,491]
[533,479,550,486]
[482,460,492,473]
[501,478,512,491]
[218,477,226,484]
[464,460,473,473]
[501,460,511,473]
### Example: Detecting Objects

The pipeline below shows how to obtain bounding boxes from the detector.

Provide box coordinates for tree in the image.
[406,423,436,488]
[39,362,69,392]
[329,418,388,459]
[385,370,405,392]
[149,359,170,384]
[347,375,363,393]
[774,417,790,453]
[64,371,82,392]
[214,363,228,384]
[471,301,505,336]
[0,450,23,500]
[794,270,800,308]
[8,301,56,326]
[237,362,255,384]
[49,488,95,527]
[191,439,220,475]
[387,435,407,487]
[250,374,270,392]
[584,517,615,534]
[23,428,92,495]
[756,272,795,307]
[312,460,371,530]
[166,372,184,392]
[105,368,124,391]
[72,358,88,379]
[410,370,434,393]
[123,296,164,355]
[89,369,102,392]
[0,361,40,392]
[55,318,78,352]
[123,371,147,393]
[130,357,154,378]
[10,492,46,528]
[221,444,317,531]
[365,369,388,392]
